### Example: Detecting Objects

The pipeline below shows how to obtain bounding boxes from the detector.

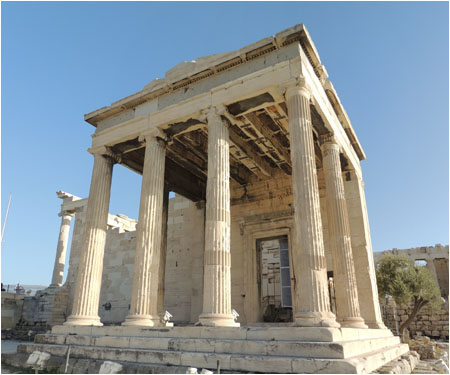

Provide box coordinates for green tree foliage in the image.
[376,254,442,337]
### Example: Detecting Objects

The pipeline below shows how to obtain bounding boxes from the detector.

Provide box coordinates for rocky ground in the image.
[410,337,449,374]
[1,341,32,374]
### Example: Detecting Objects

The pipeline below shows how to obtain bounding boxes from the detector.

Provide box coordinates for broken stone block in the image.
[25,351,51,370]
[99,361,123,374]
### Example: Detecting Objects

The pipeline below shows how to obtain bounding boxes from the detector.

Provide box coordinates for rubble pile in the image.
[374,351,420,374]
[408,337,449,374]
[409,337,444,360]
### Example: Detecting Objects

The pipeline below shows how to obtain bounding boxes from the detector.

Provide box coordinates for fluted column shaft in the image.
[286,84,339,328]
[321,135,367,328]
[199,107,238,327]
[50,212,73,287]
[123,131,166,326]
[344,169,386,328]
[157,184,169,316]
[65,150,116,326]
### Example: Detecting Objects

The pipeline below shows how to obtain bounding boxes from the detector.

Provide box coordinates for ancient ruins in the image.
[375,245,449,298]
[376,245,449,341]
[9,24,414,373]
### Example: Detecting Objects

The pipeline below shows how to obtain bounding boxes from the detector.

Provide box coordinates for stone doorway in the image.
[257,236,293,322]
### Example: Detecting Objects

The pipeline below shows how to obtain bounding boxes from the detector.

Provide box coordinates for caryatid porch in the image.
[63,24,384,330]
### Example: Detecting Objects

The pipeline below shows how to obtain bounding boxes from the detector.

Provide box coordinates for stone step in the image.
[35,333,400,359]
[17,342,410,374]
[51,325,395,343]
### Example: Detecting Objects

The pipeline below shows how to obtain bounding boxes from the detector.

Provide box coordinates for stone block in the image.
[180,352,230,370]
[230,355,292,373]
[292,358,358,374]
[214,339,266,355]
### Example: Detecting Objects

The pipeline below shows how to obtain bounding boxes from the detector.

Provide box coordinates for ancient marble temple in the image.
[26,24,412,373]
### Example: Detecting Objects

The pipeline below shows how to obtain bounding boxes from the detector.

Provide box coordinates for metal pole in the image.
[1,194,12,242]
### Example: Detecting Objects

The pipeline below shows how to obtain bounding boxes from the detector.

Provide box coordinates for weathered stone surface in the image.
[11,327,410,374]
[321,134,366,329]
[199,107,237,328]
[123,131,167,327]
[285,84,338,328]
[99,361,123,374]
[65,149,117,326]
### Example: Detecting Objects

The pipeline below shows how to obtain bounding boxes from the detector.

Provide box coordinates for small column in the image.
[50,211,74,287]
[64,147,118,326]
[199,107,238,327]
[320,134,367,328]
[123,129,167,326]
[285,82,339,328]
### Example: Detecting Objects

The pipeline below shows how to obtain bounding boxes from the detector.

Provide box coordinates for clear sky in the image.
[2,2,448,286]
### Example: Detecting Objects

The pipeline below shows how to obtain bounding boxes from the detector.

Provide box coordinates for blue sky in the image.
[2,2,448,286]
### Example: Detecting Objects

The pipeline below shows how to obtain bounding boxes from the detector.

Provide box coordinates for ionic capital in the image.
[285,76,310,101]
[139,128,169,147]
[58,211,75,218]
[319,133,337,146]
[202,105,230,128]
[88,146,121,164]
[319,133,341,154]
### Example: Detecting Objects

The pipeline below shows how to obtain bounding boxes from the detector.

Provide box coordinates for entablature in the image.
[84,24,364,164]
[85,24,366,201]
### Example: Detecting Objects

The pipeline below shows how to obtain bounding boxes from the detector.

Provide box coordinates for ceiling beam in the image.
[228,125,273,179]
[182,130,253,185]
[244,112,291,168]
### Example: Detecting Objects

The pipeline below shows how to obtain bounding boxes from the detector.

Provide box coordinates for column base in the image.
[122,314,163,327]
[366,320,388,329]
[294,311,340,328]
[199,313,240,327]
[64,315,103,326]
[339,316,368,329]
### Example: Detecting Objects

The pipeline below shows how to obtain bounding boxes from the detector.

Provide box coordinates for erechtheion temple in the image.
[14,24,414,373]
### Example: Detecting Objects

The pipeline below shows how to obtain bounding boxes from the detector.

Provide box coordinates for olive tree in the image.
[376,253,442,338]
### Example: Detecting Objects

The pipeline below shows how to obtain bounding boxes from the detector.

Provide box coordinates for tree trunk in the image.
[399,297,427,341]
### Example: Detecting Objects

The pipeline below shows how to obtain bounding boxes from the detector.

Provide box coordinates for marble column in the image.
[285,82,339,328]
[123,130,167,326]
[199,107,238,327]
[320,134,367,328]
[64,148,118,326]
[50,212,74,287]
[157,184,170,317]
[343,168,386,328]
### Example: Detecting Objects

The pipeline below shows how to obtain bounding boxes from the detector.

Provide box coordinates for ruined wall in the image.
[1,293,24,328]
[381,299,449,340]
[18,287,69,327]
[374,245,449,298]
